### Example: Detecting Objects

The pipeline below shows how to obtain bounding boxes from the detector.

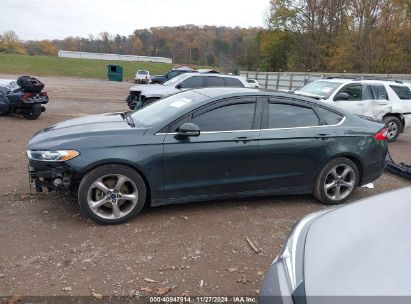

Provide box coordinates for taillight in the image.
[22,92,33,99]
[40,92,48,97]
[375,128,388,141]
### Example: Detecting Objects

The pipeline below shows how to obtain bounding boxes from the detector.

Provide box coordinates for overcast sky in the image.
[0,0,269,41]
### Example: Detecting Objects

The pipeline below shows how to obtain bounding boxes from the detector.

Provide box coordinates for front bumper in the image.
[28,160,75,192]
[260,260,295,304]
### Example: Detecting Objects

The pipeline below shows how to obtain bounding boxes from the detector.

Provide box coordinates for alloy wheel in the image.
[87,174,139,220]
[323,164,355,201]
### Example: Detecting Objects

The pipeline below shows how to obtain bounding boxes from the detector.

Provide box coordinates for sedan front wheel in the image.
[314,157,359,205]
[78,165,146,224]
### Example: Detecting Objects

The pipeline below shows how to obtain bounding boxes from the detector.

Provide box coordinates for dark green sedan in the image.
[27,88,388,224]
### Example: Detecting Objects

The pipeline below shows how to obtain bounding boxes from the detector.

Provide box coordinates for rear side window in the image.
[390,85,411,100]
[315,107,344,125]
[268,103,319,129]
[205,76,225,87]
[192,102,255,131]
[367,85,388,100]
[224,78,244,87]
[180,76,203,88]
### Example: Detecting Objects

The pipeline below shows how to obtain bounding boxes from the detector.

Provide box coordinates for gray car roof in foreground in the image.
[304,186,411,298]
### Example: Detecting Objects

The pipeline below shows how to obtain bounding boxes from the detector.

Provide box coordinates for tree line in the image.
[1,0,410,73]
[260,0,411,73]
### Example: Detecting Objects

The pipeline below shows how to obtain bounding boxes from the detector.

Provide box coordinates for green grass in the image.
[0,53,175,80]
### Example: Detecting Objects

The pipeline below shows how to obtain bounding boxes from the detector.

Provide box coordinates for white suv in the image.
[295,78,411,141]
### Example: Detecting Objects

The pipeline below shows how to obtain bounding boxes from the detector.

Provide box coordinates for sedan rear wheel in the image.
[78,165,146,224]
[314,158,359,205]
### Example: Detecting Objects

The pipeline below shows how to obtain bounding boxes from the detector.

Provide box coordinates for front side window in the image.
[205,76,225,87]
[192,102,255,131]
[180,76,203,88]
[336,84,363,101]
[268,103,319,129]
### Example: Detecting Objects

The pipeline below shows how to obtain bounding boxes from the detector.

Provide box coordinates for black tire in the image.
[23,111,42,120]
[313,157,359,205]
[78,164,147,225]
[382,116,401,142]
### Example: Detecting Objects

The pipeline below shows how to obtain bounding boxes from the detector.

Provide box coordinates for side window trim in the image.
[192,97,257,119]
[262,98,321,129]
[160,97,259,134]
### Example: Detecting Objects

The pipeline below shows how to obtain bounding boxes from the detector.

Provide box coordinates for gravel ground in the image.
[0,75,410,298]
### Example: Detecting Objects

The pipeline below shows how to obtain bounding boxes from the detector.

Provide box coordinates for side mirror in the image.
[176,83,184,89]
[175,123,200,139]
[334,92,349,101]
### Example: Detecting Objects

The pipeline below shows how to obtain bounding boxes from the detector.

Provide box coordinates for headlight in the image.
[27,150,79,162]
[278,211,329,292]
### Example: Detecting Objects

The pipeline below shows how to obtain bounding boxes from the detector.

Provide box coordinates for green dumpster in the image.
[107,64,123,82]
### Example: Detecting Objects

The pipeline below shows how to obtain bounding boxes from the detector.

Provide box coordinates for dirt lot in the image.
[0,75,410,298]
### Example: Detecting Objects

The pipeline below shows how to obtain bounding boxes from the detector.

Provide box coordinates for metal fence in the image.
[240,71,411,91]
[58,50,173,64]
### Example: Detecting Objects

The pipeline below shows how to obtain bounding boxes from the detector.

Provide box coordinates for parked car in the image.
[260,186,411,303]
[150,69,193,84]
[295,78,411,141]
[247,79,260,88]
[0,79,19,91]
[27,88,388,224]
[126,73,250,110]
[134,70,151,84]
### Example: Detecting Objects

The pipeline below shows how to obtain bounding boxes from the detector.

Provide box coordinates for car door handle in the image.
[233,136,251,143]
[357,103,363,106]
[315,133,331,140]
[378,101,388,105]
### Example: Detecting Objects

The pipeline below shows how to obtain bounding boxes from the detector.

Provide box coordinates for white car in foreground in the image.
[134,70,151,84]
[295,78,411,141]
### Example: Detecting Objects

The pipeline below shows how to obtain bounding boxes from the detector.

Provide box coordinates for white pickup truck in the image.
[295,78,411,141]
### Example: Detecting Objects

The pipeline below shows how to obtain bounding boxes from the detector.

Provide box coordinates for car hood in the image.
[28,112,145,149]
[130,84,179,97]
[294,90,325,100]
[304,187,411,297]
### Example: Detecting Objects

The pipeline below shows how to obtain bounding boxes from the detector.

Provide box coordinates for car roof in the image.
[189,87,355,117]
[314,78,409,87]
[182,73,244,79]
[191,87,320,101]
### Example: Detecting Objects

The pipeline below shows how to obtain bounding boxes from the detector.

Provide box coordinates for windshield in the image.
[163,74,189,86]
[137,70,148,75]
[296,81,342,98]
[131,91,207,128]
